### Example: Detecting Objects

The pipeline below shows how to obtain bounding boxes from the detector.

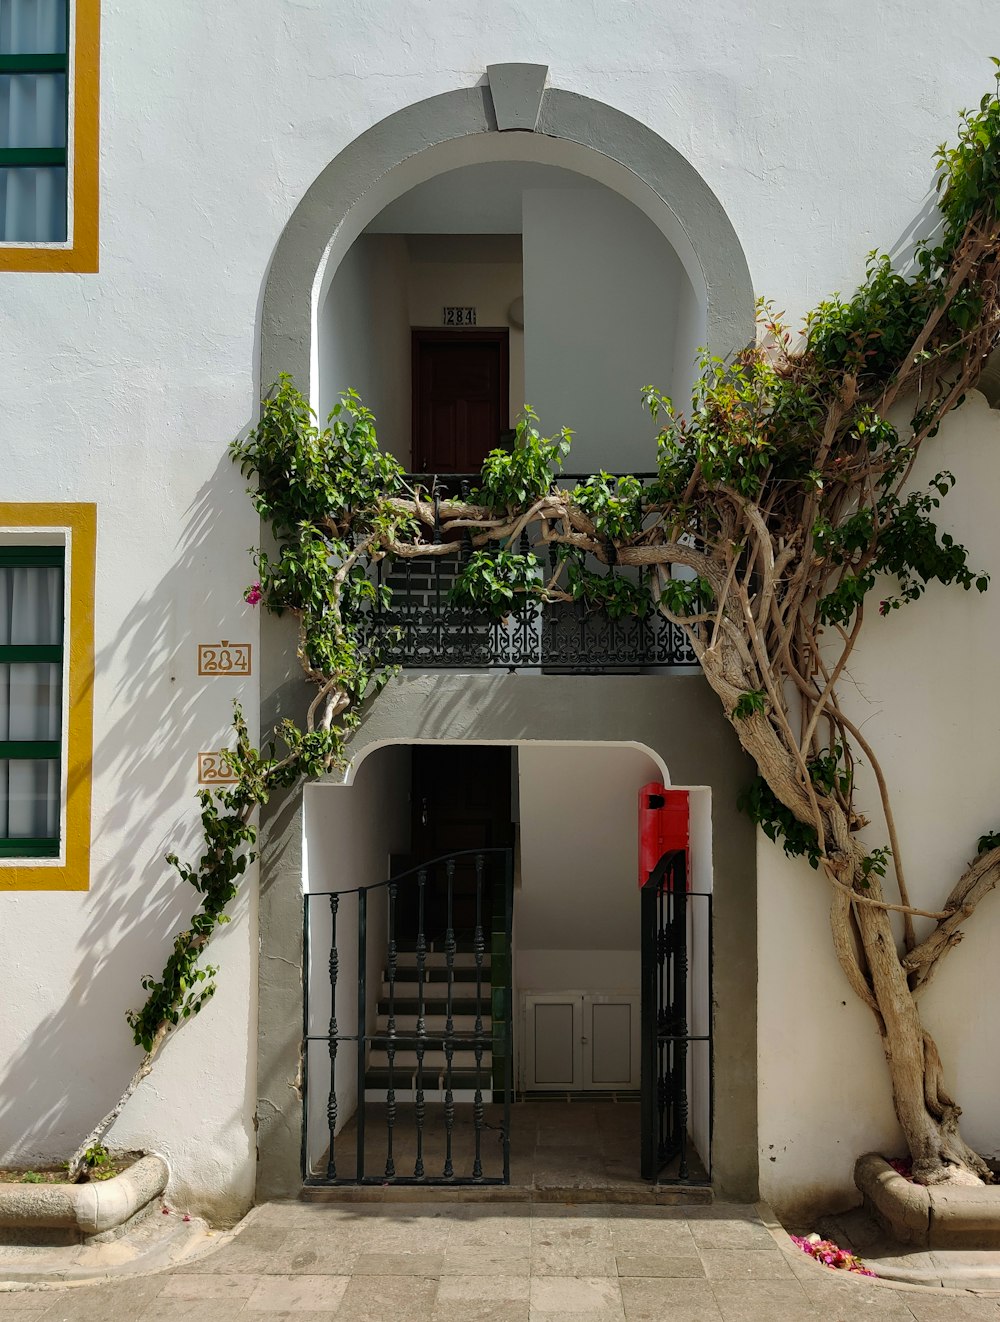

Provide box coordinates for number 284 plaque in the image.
[198,641,252,676]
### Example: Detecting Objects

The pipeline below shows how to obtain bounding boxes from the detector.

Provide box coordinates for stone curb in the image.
[0,1155,169,1237]
[856,1152,1000,1249]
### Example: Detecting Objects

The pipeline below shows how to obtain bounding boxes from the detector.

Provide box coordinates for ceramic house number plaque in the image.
[198,640,252,675]
[442,306,477,326]
[198,752,239,785]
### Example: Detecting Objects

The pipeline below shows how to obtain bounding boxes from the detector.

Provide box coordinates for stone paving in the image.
[2,1200,1000,1321]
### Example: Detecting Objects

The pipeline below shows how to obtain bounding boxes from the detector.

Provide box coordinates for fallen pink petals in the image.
[791,1232,877,1277]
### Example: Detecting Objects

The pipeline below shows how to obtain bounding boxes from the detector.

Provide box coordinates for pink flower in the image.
[244,582,263,607]
[790,1231,876,1278]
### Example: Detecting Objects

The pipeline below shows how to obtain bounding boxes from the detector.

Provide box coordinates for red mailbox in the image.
[638,783,689,888]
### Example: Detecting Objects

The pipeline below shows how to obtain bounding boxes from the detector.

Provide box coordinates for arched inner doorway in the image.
[302,740,713,1191]
[318,155,704,476]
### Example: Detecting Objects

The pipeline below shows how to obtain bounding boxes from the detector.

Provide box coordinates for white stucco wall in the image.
[2,0,1000,1219]
[320,234,411,459]
[515,744,658,988]
[522,186,691,472]
[758,392,1000,1219]
[302,746,411,1173]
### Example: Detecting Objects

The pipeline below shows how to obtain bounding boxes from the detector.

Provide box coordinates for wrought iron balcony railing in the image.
[357,472,699,673]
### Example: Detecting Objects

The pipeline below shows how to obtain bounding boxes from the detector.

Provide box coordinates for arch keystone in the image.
[487,63,548,131]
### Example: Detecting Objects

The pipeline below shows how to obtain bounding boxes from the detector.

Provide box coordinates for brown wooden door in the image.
[412,330,509,473]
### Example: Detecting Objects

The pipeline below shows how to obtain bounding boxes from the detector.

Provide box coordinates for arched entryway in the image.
[255,67,757,1205]
[299,739,714,1192]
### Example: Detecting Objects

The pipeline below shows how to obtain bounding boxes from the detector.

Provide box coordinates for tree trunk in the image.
[850,877,991,1184]
[697,638,990,1185]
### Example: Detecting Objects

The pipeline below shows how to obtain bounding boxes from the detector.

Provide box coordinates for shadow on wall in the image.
[0,443,259,1189]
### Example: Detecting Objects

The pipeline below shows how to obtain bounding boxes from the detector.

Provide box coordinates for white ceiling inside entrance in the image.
[365,161,597,234]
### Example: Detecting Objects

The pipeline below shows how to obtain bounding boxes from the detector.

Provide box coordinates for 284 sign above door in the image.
[442,306,477,326]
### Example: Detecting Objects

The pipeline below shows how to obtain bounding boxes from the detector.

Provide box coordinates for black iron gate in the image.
[640,850,713,1183]
[303,848,514,1186]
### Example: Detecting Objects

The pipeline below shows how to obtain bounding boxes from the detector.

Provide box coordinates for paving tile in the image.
[437,1275,531,1300]
[265,1230,366,1275]
[531,1247,619,1277]
[123,1303,251,1322]
[441,1246,532,1276]
[435,1305,529,1322]
[609,1222,700,1255]
[900,1294,1000,1321]
[351,1250,443,1275]
[529,1275,624,1317]
[698,1249,795,1280]
[619,1277,723,1321]
[334,1274,438,1322]
[175,1226,290,1275]
[799,1275,918,1319]
[362,1221,454,1253]
[159,1273,257,1299]
[615,1252,707,1277]
[449,1210,532,1250]
[236,1314,340,1322]
[249,1200,331,1227]
[31,1280,169,1321]
[532,1219,613,1247]
[244,1273,350,1311]
[710,1280,819,1322]
[682,1204,765,1222]
[688,1220,779,1251]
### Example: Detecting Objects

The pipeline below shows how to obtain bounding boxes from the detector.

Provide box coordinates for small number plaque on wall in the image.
[198,752,239,785]
[198,640,252,676]
[442,306,477,326]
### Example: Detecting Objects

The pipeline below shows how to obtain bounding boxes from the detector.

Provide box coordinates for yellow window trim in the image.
[0,503,96,890]
[0,0,100,274]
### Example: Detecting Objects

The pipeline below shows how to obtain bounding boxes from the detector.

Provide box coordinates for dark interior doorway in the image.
[411,329,510,473]
[396,744,513,942]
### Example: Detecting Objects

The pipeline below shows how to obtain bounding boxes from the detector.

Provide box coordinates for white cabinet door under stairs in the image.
[521,992,640,1092]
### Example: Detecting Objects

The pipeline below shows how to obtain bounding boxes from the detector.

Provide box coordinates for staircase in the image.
[364,944,493,1103]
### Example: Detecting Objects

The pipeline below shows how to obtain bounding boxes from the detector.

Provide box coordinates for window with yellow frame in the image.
[0,0,99,272]
[0,505,95,890]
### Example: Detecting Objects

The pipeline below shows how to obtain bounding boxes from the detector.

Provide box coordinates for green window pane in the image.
[0,662,62,741]
[0,162,65,239]
[0,756,60,841]
[0,1,68,56]
[0,72,66,148]
[0,562,63,645]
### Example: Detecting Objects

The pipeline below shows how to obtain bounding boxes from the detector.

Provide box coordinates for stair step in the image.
[386,965,490,983]
[383,981,489,999]
[368,1030,491,1048]
[364,1068,493,1092]
[395,940,482,954]
[391,952,484,970]
[380,997,485,1016]
[368,1049,490,1070]
[375,1014,482,1033]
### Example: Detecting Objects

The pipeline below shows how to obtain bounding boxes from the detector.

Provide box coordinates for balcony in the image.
[358,473,699,673]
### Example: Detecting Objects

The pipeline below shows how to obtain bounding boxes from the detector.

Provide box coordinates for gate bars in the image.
[640,850,713,1183]
[303,848,514,1186]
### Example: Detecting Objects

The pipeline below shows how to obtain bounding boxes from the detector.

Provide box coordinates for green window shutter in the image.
[0,0,70,239]
[0,544,65,852]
